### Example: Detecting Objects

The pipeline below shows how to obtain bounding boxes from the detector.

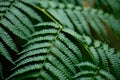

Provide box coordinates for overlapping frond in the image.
[49,0,120,18]
[0,42,14,64]
[38,1,120,39]
[7,22,81,80]
[0,0,120,80]
[7,22,120,80]
[0,0,43,79]
[0,0,42,39]
[74,61,116,80]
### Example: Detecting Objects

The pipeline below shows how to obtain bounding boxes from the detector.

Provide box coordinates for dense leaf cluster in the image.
[0,0,120,80]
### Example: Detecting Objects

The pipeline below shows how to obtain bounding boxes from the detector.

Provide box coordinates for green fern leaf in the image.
[0,0,120,80]
[9,7,34,32]
[0,27,18,52]
[5,11,31,36]
[0,18,27,39]
[0,42,14,64]
[14,1,42,22]
[16,48,48,62]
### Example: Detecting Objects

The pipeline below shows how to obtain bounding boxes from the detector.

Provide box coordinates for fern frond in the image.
[74,61,116,80]
[76,61,97,69]
[40,70,53,80]
[0,27,18,52]
[63,28,99,63]
[82,9,101,36]
[0,1,11,18]
[65,9,84,34]
[63,28,120,78]
[20,42,51,54]
[0,0,40,42]
[7,23,120,80]
[16,48,48,62]
[23,35,54,47]
[37,0,120,41]
[5,11,31,36]
[51,47,76,74]
[0,2,11,7]
[99,69,116,80]
[47,9,74,29]
[55,40,79,64]
[105,51,120,79]
[34,22,59,29]
[14,1,42,22]
[13,56,45,70]
[48,55,72,78]
[8,22,82,79]
[1,0,120,80]
[0,1,46,78]
[0,7,8,12]
[6,64,42,80]
[97,48,109,71]
[0,42,14,64]
[89,46,100,65]
[49,0,120,18]
[58,33,83,61]
[0,18,27,39]
[45,63,67,80]
[74,70,94,78]
[30,29,57,38]
[74,10,91,36]
[9,7,34,32]
[90,9,107,37]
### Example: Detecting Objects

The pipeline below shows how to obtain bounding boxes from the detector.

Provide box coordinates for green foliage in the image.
[0,0,120,80]
[49,0,120,18]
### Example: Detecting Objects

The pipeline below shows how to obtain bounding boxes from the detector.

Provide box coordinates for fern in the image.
[74,61,116,80]
[0,0,120,80]
[6,22,120,79]
[0,0,43,79]
[14,1,42,22]
[37,1,120,40]
[0,27,18,52]
[49,0,120,18]
[0,42,14,64]
[0,1,11,17]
